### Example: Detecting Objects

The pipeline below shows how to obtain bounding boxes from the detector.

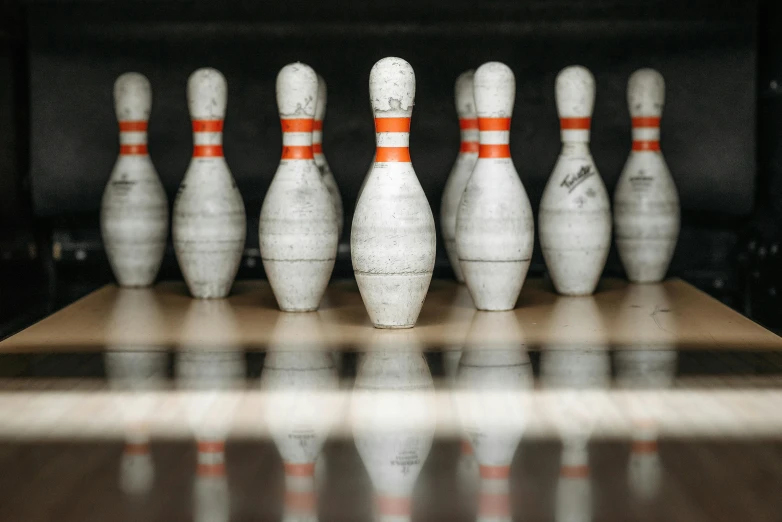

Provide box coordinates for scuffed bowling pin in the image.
[614,69,680,283]
[441,70,479,283]
[456,62,534,310]
[101,72,168,287]
[173,68,246,299]
[351,57,436,328]
[260,63,338,311]
[539,66,611,296]
[314,74,345,240]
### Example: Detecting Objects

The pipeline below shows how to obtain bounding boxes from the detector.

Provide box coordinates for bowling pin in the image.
[456,62,534,310]
[173,68,246,299]
[441,70,479,283]
[101,72,168,287]
[351,57,436,328]
[314,74,345,239]
[539,66,611,296]
[260,63,338,312]
[614,68,680,283]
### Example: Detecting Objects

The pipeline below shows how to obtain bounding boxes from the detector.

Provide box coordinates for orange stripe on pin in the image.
[192,120,224,132]
[313,120,323,131]
[119,120,148,132]
[632,116,661,128]
[282,146,314,160]
[461,142,479,153]
[282,118,314,133]
[120,144,148,155]
[560,117,591,130]
[459,118,479,130]
[478,117,511,131]
[376,147,411,162]
[375,117,411,133]
[632,140,660,152]
[313,143,323,154]
[193,145,224,157]
[479,144,511,158]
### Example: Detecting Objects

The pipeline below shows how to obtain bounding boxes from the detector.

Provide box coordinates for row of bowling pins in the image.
[101,64,344,305]
[108,341,674,522]
[441,63,680,313]
[100,57,678,329]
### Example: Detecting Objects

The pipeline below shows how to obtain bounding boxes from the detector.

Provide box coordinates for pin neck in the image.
[281,117,314,160]
[459,117,479,154]
[631,116,661,152]
[374,116,411,163]
[118,120,149,156]
[192,119,224,158]
[477,117,511,159]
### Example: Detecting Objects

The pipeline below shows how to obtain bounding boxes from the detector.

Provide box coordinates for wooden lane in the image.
[1,278,780,352]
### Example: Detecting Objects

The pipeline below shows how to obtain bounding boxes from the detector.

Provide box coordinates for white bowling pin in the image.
[260,63,338,312]
[314,74,345,240]
[351,331,436,517]
[441,70,479,283]
[539,66,611,296]
[173,68,246,299]
[614,69,680,283]
[101,72,168,287]
[351,57,436,328]
[456,62,534,310]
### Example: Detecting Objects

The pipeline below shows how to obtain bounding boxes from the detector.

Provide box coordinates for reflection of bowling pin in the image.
[105,288,167,496]
[351,331,436,520]
[260,63,338,312]
[614,69,680,283]
[441,70,478,283]
[555,436,592,522]
[539,66,611,296]
[615,297,677,503]
[101,72,168,288]
[261,312,339,500]
[456,62,534,310]
[351,57,436,329]
[314,74,345,240]
[173,68,246,299]
[177,301,245,522]
[477,474,512,522]
[457,313,531,480]
[106,350,166,496]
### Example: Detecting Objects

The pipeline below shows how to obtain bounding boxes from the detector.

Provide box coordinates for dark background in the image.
[2,0,782,335]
